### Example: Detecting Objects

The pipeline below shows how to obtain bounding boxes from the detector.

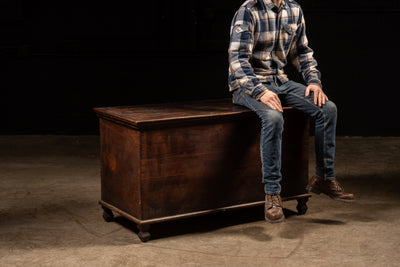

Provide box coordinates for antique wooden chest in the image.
[94,98,311,242]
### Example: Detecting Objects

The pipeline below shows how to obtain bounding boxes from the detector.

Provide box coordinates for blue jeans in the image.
[232,80,337,195]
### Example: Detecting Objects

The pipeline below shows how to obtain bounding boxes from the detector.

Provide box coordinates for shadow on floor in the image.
[97,172,400,242]
[1,173,399,248]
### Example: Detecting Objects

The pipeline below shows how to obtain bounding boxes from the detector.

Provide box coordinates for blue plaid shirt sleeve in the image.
[228,7,268,99]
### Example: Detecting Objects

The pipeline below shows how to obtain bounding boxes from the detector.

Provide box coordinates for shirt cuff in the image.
[307,80,323,89]
[253,84,269,100]
[255,89,270,100]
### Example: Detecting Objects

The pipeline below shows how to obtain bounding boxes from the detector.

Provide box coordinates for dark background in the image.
[2,0,400,135]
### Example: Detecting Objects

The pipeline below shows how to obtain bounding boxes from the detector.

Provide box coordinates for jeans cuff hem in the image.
[315,173,335,181]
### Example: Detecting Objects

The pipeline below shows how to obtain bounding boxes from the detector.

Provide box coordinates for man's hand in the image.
[260,90,283,113]
[305,84,329,107]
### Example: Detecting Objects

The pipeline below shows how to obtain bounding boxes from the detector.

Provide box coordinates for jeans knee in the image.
[260,110,284,130]
[324,101,337,118]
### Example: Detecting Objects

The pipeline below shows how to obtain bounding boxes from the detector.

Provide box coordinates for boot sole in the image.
[265,215,285,224]
[306,185,355,203]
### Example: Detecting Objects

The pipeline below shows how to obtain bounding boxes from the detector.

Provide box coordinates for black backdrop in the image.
[2,0,400,135]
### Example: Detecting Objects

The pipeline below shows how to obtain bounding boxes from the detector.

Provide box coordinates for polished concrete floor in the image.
[0,135,399,266]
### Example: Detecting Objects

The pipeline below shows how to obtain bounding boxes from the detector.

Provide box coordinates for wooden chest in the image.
[94,98,311,242]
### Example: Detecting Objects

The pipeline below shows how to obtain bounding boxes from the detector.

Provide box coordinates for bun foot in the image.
[137,224,151,242]
[102,206,114,222]
[296,198,309,215]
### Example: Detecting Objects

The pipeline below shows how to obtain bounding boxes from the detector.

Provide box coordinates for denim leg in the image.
[280,81,337,180]
[232,89,283,194]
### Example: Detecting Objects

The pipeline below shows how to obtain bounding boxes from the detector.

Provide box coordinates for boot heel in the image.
[307,185,321,195]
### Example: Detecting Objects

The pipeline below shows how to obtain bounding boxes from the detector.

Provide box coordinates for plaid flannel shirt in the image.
[228,0,322,99]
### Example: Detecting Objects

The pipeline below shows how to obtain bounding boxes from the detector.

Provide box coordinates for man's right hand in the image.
[260,90,283,113]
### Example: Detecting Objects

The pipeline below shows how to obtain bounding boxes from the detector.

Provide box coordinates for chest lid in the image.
[93,98,262,130]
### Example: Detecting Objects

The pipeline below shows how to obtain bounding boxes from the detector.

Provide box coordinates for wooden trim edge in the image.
[99,193,311,225]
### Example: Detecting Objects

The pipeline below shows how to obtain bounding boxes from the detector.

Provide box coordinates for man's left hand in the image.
[305,84,329,107]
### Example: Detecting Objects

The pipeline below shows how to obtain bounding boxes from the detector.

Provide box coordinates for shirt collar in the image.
[263,0,289,10]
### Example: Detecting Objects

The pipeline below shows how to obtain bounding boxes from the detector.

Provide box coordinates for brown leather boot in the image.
[265,194,285,223]
[307,176,355,202]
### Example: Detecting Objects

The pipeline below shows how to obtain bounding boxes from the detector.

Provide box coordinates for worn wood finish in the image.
[99,119,142,219]
[140,119,264,219]
[94,98,311,242]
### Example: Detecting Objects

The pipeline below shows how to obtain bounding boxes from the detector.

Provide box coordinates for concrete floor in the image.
[0,135,399,267]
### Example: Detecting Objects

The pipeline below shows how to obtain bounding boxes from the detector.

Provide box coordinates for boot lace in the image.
[330,180,344,193]
[267,195,282,208]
